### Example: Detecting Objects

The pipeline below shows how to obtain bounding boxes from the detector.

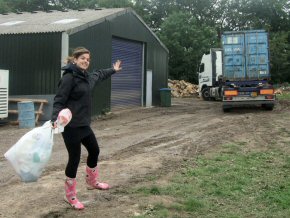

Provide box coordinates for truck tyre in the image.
[262,104,274,111]
[202,88,211,101]
[222,105,231,112]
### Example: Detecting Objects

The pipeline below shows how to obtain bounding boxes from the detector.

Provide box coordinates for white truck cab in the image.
[198,48,223,100]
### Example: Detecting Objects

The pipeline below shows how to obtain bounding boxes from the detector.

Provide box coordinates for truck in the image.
[198,30,276,112]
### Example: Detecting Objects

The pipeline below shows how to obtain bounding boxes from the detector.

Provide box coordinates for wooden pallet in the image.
[8,98,48,125]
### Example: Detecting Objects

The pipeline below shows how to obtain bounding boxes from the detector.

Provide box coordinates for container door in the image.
[245,31,270,79]
[111,37,143,110]
[222,33,245,80]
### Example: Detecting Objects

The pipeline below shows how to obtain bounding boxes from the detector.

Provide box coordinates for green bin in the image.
[160,88,171,107]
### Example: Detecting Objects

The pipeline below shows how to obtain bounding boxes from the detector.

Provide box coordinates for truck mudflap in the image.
[222,99,276,112]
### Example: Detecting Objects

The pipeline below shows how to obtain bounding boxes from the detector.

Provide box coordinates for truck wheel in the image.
[262,104,274,111]
[222,105,231,112]
[202,88,210,101]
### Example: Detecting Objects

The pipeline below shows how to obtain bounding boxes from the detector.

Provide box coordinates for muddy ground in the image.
[1,97,290,218]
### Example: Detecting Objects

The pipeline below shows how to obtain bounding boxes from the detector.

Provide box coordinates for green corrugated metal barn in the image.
[0,8,168,121]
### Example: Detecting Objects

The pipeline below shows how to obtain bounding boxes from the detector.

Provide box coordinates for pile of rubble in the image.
[168,79,199,97]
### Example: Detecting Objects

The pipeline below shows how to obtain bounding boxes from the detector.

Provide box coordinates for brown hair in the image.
[66,47,90,64]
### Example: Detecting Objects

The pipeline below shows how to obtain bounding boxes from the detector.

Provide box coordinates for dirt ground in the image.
[1,97,290,218]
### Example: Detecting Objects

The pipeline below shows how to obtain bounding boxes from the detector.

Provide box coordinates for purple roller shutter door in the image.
[111,37,143,110]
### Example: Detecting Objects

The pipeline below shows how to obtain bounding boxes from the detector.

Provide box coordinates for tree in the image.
[270,31,290,83]
[133,0,178,31]
[158,12,217,83]
[3,0,55,12]
[0,0,11,13]
[212,0,290,32]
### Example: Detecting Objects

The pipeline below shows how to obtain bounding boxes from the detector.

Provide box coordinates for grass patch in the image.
[134,186,161,196]
[133,143,290,217]
[277,92,290,100]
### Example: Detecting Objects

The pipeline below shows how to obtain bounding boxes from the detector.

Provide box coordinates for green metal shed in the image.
[0,8,169,121]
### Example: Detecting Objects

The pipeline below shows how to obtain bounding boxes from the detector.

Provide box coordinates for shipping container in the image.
[222,30,270,81]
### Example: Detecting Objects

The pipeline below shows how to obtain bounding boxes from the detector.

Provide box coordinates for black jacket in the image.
[51,63,115,127]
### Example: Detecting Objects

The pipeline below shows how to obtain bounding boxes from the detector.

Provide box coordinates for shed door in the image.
[111,38,143,110]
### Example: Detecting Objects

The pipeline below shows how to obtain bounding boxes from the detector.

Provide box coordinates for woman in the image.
[51,47,122,210]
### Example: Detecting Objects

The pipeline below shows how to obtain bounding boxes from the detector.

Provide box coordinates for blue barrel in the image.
[18,101,35,128]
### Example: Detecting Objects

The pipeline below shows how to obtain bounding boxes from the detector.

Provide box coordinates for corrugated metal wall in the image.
[0,33,62,95]
[69,21,112,116]
[148,47,169,104]
[109,12,169,106]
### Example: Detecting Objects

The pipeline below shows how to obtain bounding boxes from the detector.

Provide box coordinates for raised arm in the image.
[89,60,122,89]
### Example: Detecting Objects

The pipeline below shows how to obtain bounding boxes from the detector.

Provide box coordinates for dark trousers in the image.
[62,126,100,178]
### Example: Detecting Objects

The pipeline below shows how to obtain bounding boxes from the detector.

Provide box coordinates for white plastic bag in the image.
[4,121,54,182]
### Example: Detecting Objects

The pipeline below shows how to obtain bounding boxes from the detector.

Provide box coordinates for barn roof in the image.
[0,8,126,35]
[0,8,168,53]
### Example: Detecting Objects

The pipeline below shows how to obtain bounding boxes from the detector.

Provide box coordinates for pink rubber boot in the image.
[86,166,110,190]
[64,178,84,210]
